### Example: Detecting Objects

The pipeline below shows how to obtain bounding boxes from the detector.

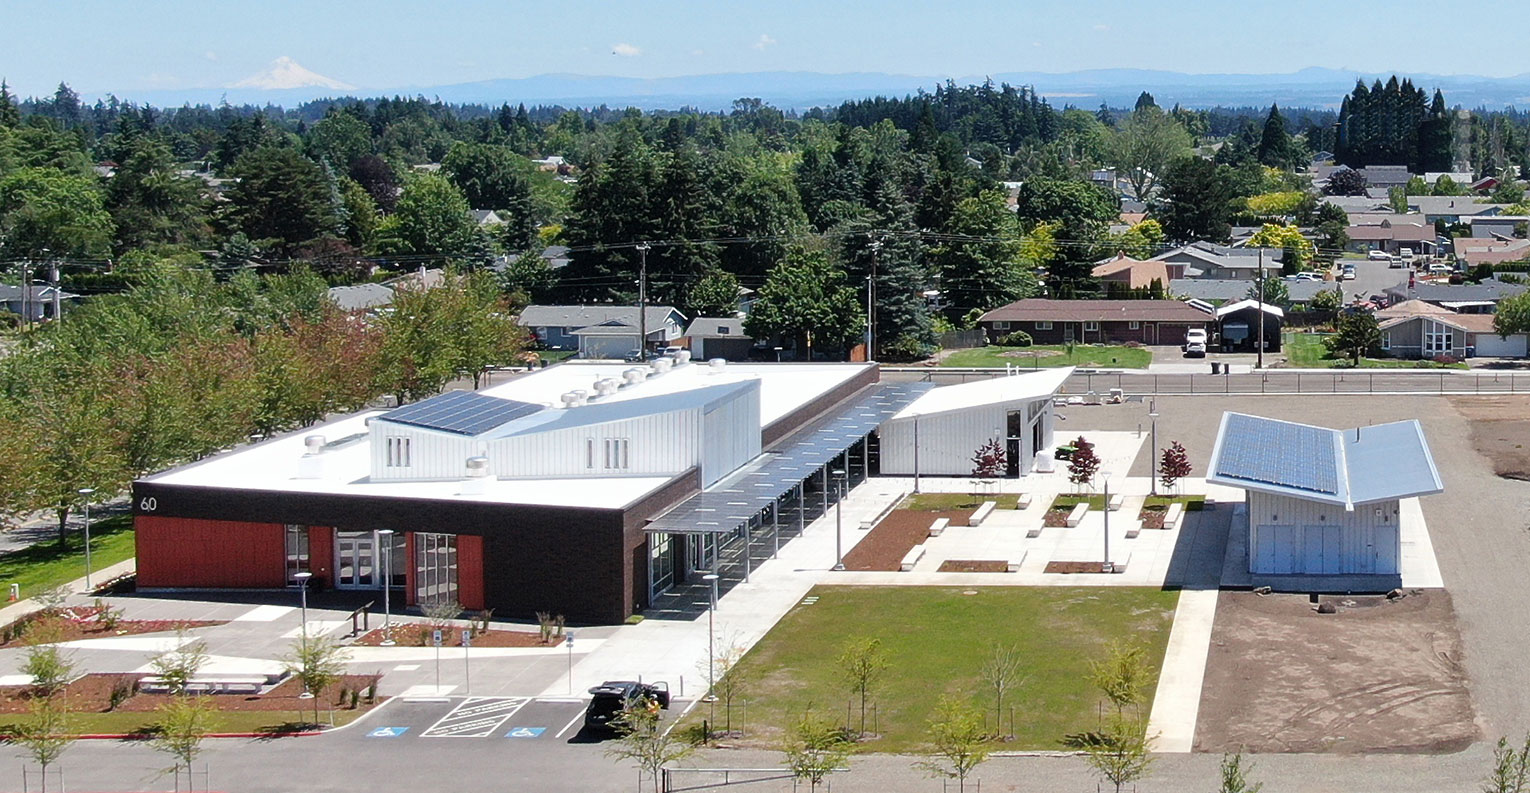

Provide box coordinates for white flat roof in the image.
[142,412,676,510]
[481,361,870,427]
[889,367,1073,420]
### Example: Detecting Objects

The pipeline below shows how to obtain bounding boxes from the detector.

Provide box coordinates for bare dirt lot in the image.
[1195,590,1476,754]
[1448,395,1530,479]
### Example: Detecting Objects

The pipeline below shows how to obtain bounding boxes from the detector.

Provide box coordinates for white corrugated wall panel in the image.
[370,423,478,481]
[1248,492,1401,574]
[491,408,702,478]
[700,385,761,486]
[880,406,1004,476]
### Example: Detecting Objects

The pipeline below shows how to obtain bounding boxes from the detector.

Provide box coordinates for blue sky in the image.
[2,0,1520,97]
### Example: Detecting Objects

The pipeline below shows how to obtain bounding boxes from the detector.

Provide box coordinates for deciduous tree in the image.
[782,709,850,791]
[1326,311,1382,363]
[916,695,992,793]
[744,248,863,360]
[1158,442,1192,494]
[836,636,889,737]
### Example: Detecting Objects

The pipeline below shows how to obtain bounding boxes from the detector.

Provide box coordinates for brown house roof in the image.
[980,299,1211,324]
[1091,253,1169,290]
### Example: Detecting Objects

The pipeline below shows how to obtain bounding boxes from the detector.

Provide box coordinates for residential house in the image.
[1360,165,1414,189]
[1378,306,1526,358]
[1207,412,1442,583]
[1154,243,1284,280]
[1406,196,1509,224]
[519,305,687,352]
[1456,238,1530,267]
[327,283,395,312]
[540,245,571,270]
[1344,220,1435,255]
[1169,278,1331,305]
[1464,215,1529,239]
[0,284,78,322]
[683,317,753,361]
[1424,172,1475,188]
[977,298,1210,346]
[1215,300,1283,352]
[1091,253,1176,290]
[1471,176,1501,192]
[1382,279,1530,311]
[469,210,505,227]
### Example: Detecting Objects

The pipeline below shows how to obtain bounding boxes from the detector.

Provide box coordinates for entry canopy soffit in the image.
[644,381,933,535]
[1206,412,1444,509]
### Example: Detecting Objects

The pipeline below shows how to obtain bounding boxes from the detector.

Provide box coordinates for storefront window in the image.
[415,533,458,606]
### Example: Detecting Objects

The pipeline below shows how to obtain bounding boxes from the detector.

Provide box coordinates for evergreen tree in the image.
[560,125,662,302]
[1256,104,1293,169]
[1155,157,1234,244]
[0,81,19,128]
[224,146,339,254]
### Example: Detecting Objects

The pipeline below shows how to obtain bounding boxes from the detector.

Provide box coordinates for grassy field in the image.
[1143,495,1206,511]
[1283,332,1468,369]
[1048,494,1109,511]
[694,586,1177,752]
[941,344,1152,369]
[903,493,1021,511]
[0,515,135,598]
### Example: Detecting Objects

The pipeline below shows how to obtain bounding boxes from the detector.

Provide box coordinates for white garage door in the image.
[1475,332,1527,358]
[580,335,637,359]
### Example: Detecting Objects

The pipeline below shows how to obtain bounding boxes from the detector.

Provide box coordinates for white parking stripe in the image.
[554,709,585,738]
[421,697,529,738]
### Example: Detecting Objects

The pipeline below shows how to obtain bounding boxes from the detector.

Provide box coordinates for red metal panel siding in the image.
[135,516,285,589]
[457,535,484,611]
[307,527,334,590]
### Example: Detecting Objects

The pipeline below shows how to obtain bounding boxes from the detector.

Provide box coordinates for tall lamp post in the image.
[293,571,314,699]
[1148,402,1160,496]
[1102,477,1111,574]
[77,488,95,590]
[378,530,395,646]
[702,572,719,726]
[831,469,847,570]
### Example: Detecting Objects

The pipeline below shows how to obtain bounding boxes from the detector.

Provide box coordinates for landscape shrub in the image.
[996,330,1033,347]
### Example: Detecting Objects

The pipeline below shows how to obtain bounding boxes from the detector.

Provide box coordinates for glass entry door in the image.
[335,531,378,589]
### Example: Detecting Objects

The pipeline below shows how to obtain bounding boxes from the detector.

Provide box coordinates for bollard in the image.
[7,583,16,602]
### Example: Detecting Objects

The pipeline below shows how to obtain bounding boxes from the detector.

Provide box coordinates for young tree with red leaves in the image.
[1067,436,1100,491]
[969,438,1007,495]
[1158,442,1192,494]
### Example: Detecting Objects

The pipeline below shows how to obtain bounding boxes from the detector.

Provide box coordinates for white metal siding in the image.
[491,408,701,478]
[1247,492,1400,575]
[880,398,1053,476]
[700,385,761,486]
[369,424,479,481]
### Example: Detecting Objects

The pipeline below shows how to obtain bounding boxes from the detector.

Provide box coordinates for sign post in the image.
[433,629,443,691]
[462,629,472,696]
[566,630,575,695]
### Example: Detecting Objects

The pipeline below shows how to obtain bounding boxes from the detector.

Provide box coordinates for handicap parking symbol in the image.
[368,726,408,738]
[505,726,546,738]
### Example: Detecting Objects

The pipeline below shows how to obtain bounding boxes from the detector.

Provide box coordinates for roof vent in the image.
[295,434,327,479]
[560,391,581,408]
[572,389,588,406]
[622,367,646,385]
[709,358,727,372]
[459,456,491,496]
[674,349,692,365]
[594,378,620,397]
[651,358,672,374]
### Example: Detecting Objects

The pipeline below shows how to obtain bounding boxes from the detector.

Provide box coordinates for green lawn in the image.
[693,586,1177,752]
[941,344,1152,369]
[536,350,579,364]
[1048,494,1108,511]
[1143,495,1206,511]
[0,515,135,599]
[902,493,1021,511]
[1283,332,1468,369]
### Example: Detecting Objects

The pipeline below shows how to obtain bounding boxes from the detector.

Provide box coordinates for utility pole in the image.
[18,259,29,331]
[50,261,60,322]
[635,242,651,360]
[1256,248,1265,370]
[866,240,881,361]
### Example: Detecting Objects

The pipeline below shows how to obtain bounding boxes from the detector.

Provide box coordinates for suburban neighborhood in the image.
[8,4,1530,793]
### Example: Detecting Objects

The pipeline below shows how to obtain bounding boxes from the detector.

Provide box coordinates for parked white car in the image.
[1182,328,1209,354]
[1366,249,1391,261]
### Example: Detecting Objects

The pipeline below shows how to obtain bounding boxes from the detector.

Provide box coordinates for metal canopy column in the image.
[772,501,780,559]
[797,483,806,532]
[821,467,828,513]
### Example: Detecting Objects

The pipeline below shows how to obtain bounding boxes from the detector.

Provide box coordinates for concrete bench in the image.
[1109,553,1131,574]
[1163,502,1185,530]
[900,544,926,572]
[1125,525,1140,539]
[968,501,997,527]
[1107,493,1124,512]
[1006,552,1026,573]
[139,675,267,695]
[1065,502,1089,528]
[1025,525,1042,538]
[928,518,949,537]
[1017,493,1033,510]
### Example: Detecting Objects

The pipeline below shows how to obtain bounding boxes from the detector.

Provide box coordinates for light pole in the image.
[378,530,395,646]
[77,488,95,590]
[293,571,314,699]
[1102,477,1111,573]
[702,572,719,726]
[866,240,881,361]
[635,242,651,360]
[831,469,847,570]
[1148,402,1160,497]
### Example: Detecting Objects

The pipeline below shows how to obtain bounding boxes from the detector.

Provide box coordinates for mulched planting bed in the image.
[841,508,973,572]
[1042,509,1074,528]
[0,607,225,649]
[353,625,559,648]
[0,672,382,714]
[1043,561,1109,574]
[1139,508,1167,529]
[936,560,1009,573]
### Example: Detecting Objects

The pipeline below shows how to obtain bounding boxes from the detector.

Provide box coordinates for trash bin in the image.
[1210,362,1221,374]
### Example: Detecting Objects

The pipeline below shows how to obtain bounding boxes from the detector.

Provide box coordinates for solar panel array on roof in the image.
[1214,413,1339,495]
[379,390,543,436]
[645,381,933,535]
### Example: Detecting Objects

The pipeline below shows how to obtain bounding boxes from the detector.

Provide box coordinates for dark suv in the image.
[583,681,671,732]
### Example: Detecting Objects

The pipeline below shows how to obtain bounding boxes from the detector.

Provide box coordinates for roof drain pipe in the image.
[460,456,491,496]
[296,435,326,479]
